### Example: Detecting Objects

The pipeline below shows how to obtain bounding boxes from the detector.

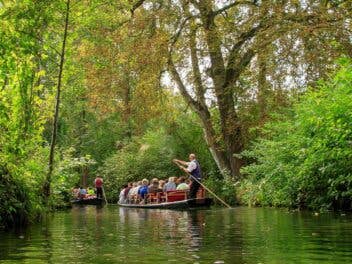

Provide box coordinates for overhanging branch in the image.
[213,0,257,17]
[131,0,146,16]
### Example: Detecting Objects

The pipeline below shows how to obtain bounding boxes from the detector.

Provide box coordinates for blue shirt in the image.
[164,182,176,191]
[138,186,148,198]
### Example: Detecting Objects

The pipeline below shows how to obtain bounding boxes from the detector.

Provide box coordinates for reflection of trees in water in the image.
[41,216,54,264]
[69,205,106,260]
[200,209,245,263]
[94,206,103,242]
[71,206,90,250]
[10,207,246,263]
[118,208,206,252]
[3,207,352,264]
[0,217,55,263]
[187,210,206,252]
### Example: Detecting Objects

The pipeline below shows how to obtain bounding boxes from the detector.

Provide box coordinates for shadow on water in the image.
[1,206,352,263]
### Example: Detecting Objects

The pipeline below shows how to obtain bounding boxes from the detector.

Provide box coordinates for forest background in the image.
[0,0,351,229]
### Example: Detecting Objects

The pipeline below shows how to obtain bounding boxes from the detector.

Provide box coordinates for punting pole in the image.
[102,186,108,205]
[174,162,232,209]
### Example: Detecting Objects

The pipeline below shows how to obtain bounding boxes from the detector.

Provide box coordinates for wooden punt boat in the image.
[118,188,213,209]
[71,197,105,205]
[118,197,212,209]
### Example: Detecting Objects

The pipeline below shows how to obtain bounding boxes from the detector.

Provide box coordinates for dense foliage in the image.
[239,60,352,210]
[0,1,51,228]
[100,110,218,202]
[0,0,351,228]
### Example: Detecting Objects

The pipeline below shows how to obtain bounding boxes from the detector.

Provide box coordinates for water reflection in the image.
[0,207,352,264]
[118,207,206,252]
[187,210,205,251]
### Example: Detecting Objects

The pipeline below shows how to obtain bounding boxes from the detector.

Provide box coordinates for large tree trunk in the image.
[197,0,246,179]
[168,0,258,179]
[186,17,235,176]
[198,110,231,175]
[168,57,232,176]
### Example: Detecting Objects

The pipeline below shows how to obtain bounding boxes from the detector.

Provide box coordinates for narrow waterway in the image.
[1,206,352,263]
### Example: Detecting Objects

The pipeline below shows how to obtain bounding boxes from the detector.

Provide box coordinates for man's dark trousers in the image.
[190,179,200,198]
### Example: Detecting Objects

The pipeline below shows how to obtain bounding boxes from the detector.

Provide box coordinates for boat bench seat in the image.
[147,193,159,203]
[166,190,187,202]
[196,187,205,198]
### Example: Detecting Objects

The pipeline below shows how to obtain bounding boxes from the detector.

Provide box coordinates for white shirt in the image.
[128,187,138,198]
[119,189,126,204]
[186,160,197,173]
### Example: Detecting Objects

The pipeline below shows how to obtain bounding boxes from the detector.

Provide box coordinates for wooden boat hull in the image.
[118,198,213,209]
[71,198,105,205]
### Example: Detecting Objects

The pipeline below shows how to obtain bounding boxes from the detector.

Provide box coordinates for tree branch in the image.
[182,0,207,109]
[169,16,193,49]
[213,1,257,17]
[168,56,197,108]
[231,24,263,53]
[189,26,207,108]
[131,0,146,16]
[224,22,267,86]
[16,30,62,57]
[225,48,255,87]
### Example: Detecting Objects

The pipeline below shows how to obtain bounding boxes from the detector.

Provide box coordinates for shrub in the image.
[240,59,352,210]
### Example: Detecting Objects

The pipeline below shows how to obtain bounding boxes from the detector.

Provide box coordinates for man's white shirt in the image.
[186,160,197,173]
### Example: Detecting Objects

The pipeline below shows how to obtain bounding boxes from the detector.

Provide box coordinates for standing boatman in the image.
[173,153,202,199]
[94,176,104,199]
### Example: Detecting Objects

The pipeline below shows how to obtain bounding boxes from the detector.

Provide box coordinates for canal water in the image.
[0,206,352,263]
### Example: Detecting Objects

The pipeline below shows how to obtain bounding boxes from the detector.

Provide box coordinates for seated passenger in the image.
[158,180,166,192]
[163,177,176,191]
[176,177,190,191]
[124,182,132,200]
[138,179,149,202]
[72,187,79,198]
[78,186,87,199]
[86,187,95,198]
[148,178,159,194]
[128,182,138,202]
[119,184,128,204]
[136,181,142,191]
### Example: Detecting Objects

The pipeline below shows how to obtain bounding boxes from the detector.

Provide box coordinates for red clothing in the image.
[95,178,103,188]
[124,187,132,197]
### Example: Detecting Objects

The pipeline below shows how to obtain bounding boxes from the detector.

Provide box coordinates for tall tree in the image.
[130,0,351,179]
[44,0,70,200]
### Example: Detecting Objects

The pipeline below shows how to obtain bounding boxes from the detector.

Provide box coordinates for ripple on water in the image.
[1,207,352,264]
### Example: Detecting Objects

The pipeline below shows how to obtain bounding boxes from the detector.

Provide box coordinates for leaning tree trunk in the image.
[168,1,250,180]
[198,1,246,180]
[44,0,70,203]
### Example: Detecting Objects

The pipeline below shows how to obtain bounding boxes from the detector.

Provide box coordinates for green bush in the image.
[51,147,96,208]
[99,112,219,202]
[0,166,30,229]
[0,148,47,229]
[240,59,352,210]
[203,171,238,206]
[100,128,180,202]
